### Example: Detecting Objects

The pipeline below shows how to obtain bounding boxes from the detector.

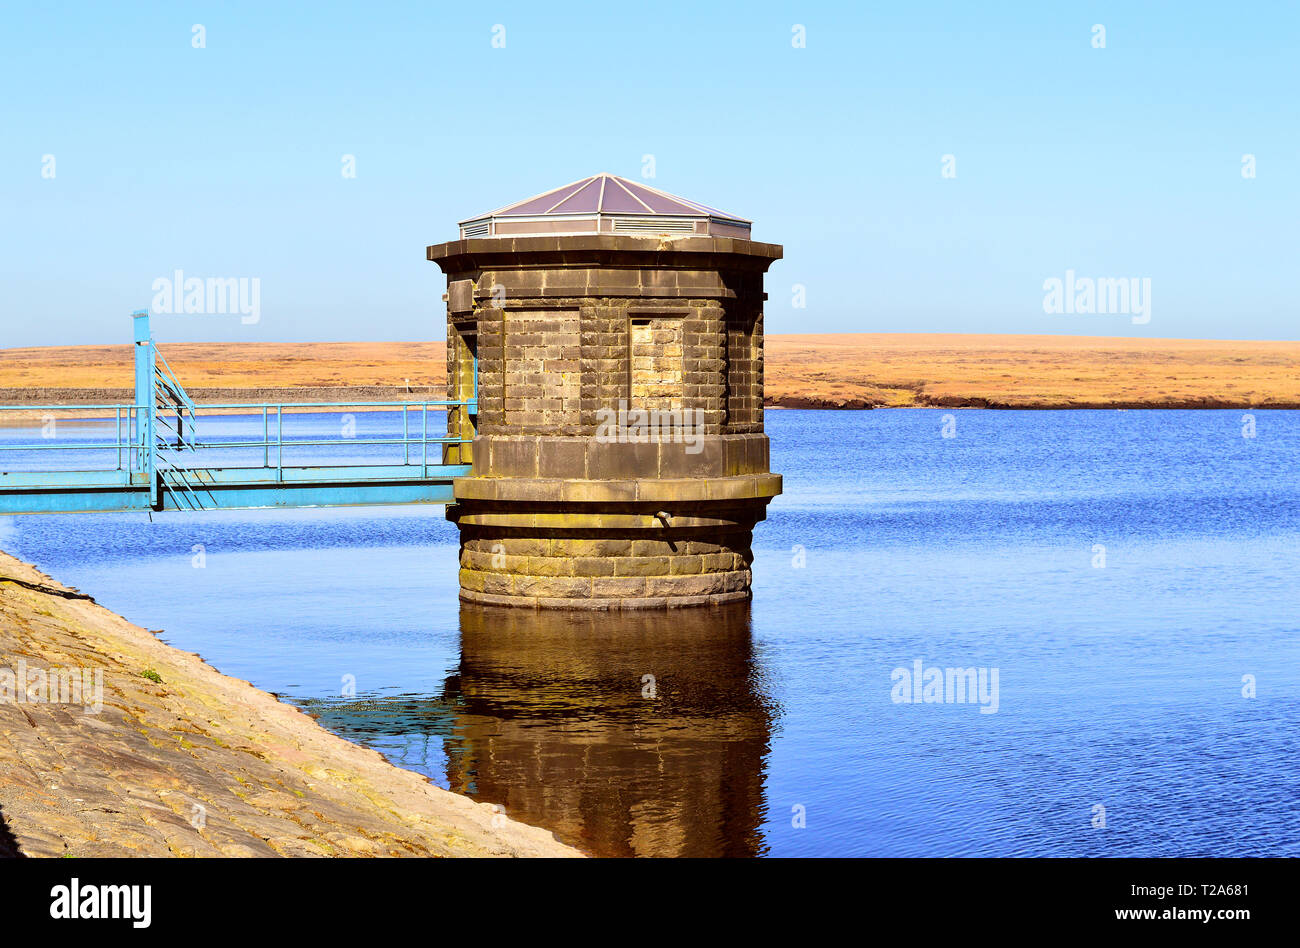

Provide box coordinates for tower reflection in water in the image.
[307,601,776,856]
[444,602,777,857]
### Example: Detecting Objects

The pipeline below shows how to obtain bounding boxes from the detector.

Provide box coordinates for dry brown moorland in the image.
[764,334,1300,409]
[0,334,1296,409]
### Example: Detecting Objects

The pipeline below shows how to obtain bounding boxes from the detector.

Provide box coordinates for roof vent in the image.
[612,217,695,236]
[460,221,491,238]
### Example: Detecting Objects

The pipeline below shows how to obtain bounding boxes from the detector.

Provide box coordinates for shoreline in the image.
[0,386,1296,421]
[0,550,582,858]
[764,396,1300,410]
[3,333,1298,412]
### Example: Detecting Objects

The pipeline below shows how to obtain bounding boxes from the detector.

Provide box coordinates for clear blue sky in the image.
[2,1,1296,346]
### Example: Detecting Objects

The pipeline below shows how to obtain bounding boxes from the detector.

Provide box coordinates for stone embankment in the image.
[0,551,581,858]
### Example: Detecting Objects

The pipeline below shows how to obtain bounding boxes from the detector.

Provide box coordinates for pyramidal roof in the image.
[458,174,752,240]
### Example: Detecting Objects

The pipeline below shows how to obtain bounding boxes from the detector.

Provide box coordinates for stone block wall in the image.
[460,298,747,437]
[726,304,763,433]
[448,474,780,609]
[502,308,581,430]
[443,322,476,464]
[457,530,755,609]
[629,316,684,413]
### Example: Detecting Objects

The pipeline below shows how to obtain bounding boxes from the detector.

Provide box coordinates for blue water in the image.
[3,409,1298,856]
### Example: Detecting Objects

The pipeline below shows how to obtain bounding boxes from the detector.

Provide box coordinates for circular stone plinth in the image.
[447,474,780,610]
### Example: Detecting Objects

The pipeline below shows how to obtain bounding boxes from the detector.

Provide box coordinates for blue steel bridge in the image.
[0,312,476,516]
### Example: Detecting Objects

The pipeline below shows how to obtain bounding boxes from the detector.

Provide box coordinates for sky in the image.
[2,0,1297,347]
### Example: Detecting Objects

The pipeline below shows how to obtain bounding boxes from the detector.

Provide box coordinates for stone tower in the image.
[428,174,781,609]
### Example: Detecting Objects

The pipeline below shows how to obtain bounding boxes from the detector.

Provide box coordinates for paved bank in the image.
[0,551,581,857]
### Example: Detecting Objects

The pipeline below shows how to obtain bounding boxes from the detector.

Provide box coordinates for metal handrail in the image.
[0,404,152,411]
[0,311,477,485]
[155,454,206,510]
[0,442,141,452]
[155,348,197,414]
[185,401,463,410]
[0,406,148,458]
[0,401,461,412]
[165,438,465,448]
[0,403,472,468]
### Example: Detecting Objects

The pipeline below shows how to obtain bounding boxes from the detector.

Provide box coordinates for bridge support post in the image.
[132,310,157,508]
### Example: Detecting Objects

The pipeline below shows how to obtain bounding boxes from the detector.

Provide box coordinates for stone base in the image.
[447,473,781,610]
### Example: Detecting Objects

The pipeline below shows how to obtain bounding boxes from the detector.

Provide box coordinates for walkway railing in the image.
[154,344,198,451]
[0,405,150,464]
[151,401,475,474]
[0,311,478,514]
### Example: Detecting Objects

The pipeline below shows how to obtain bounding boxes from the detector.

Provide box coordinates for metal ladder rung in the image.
[156,458,205,510]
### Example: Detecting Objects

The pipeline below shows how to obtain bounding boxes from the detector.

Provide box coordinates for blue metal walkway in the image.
[0,312,474,515]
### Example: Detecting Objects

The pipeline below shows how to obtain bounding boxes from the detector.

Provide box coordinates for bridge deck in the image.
[0,463,472,514]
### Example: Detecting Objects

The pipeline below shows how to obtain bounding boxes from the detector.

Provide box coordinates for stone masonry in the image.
[429,207,782,609]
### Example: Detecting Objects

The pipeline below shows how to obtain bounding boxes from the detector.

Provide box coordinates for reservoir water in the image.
[3,409,1298,856]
